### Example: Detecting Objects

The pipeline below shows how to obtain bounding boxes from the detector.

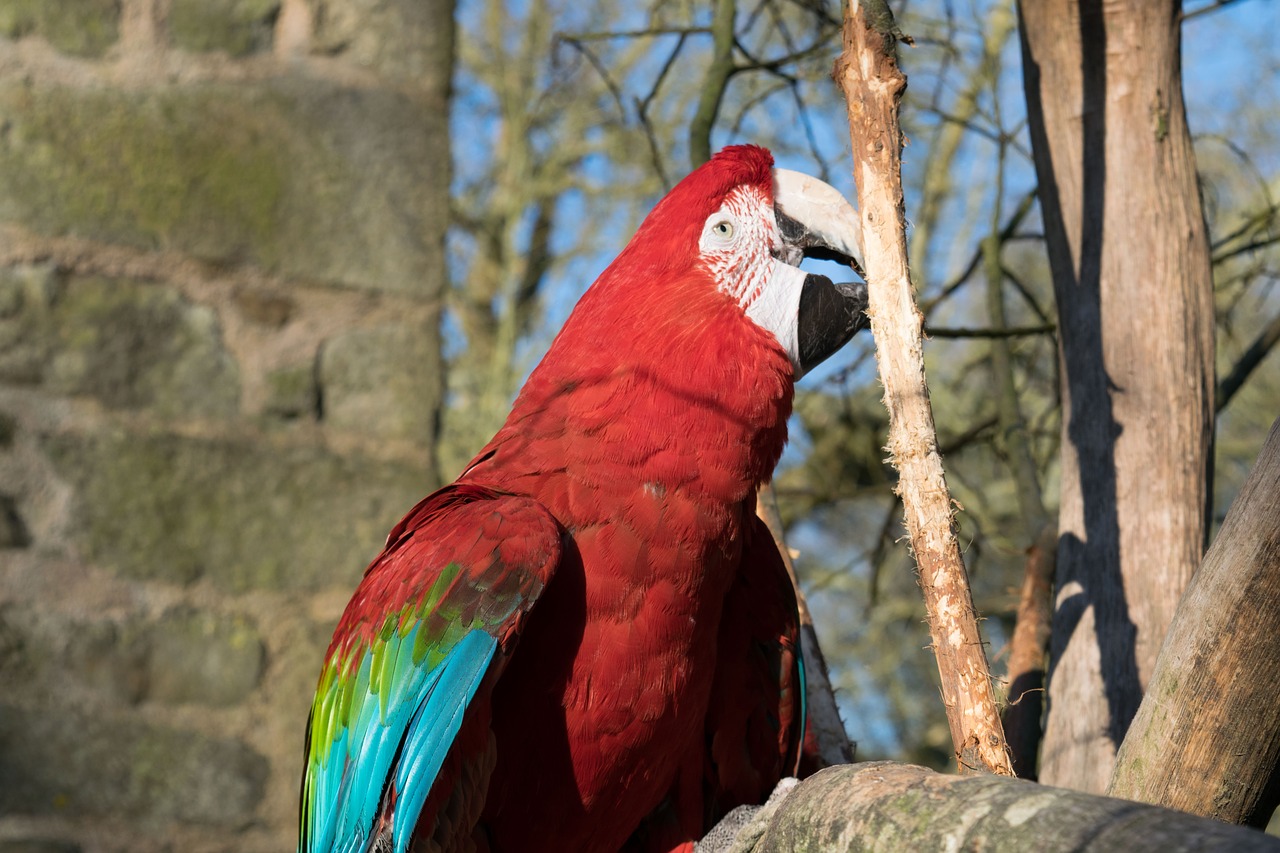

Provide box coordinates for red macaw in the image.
[299,145,867,853]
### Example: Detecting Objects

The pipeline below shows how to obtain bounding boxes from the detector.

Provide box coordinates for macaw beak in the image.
[771,168,866,275]
[770,168,870,375]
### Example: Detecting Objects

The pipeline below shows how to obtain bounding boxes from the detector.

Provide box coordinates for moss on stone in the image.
[0,704,268,826]
[170,0,280,57]
[0,82,285,263]
[43,430,432,591]
[0,840,82,853]
[319,324,442,445]
[146,608,265,706]
[0,272,240,418]
[0,0,121,58]
[265,363,317,420]
[56,276,240,418]
[65,619,149,705]
[0,265,57,385]
[0,78,444,294]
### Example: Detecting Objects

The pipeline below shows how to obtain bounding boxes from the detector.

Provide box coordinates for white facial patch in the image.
[744,260,807,371]
[698,186,806,370]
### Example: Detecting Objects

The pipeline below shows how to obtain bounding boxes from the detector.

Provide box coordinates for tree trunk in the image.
[747,763,1280,852]
[1017,0,1215,792]
[1109,416,1280,827]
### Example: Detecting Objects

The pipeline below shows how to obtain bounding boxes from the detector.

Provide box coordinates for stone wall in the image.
[0,1,454,850]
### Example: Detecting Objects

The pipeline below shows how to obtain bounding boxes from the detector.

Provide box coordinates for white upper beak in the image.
[771,168,865,275]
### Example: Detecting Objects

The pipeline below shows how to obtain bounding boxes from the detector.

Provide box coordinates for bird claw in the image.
[694,777,800,853]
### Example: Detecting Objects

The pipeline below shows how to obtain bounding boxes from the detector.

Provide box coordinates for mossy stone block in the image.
[0,264,57,384]
[0,841,81,853]
[2,603,148,706]
[170,0,279,57]
[0,410,16,447]
[265,363,317,420]
[146,608,265,706]
[0,271,241,419]
[48,276,241,418]
[65,619,149,705]
[0,704,267,826]
[43,430,432,591]
[319,324,441,444]
[309,0,451,80]
[0,0,120,58]
[0,495,28,548]
[0,78,444,294]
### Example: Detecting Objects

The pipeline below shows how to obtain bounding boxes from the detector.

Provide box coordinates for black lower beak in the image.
[796,274,870,374]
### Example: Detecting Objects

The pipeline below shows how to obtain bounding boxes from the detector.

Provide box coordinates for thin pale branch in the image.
[564,26,711,40]
[837,0,1013,777]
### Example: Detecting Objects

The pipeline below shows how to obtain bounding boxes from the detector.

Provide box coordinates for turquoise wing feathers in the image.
[299,484,562,853]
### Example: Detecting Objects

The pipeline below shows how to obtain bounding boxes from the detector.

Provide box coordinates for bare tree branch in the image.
[1217,310,1280,412]
[1110,416,1280,827]
[1213,233,1280,265]
[921,187,1037,315]
[926,323,1055,339]
[565,26,711,40]
[1181,0,1250,23]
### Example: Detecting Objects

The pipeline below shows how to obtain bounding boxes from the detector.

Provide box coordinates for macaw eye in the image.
[711,220,734,239]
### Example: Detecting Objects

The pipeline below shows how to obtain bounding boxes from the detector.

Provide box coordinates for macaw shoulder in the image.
[346,483,566,650]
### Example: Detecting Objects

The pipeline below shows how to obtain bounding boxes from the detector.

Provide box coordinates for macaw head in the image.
[613,144,869,378]
[488,145,869,490]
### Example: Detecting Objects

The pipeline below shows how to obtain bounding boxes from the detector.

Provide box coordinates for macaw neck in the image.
[469,276,795,506]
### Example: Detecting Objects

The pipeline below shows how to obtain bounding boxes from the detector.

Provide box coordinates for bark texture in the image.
[1108,416,1280,826]
[836,0,1012,776]
[1018,0,1216,792]
[750,762,1280,852]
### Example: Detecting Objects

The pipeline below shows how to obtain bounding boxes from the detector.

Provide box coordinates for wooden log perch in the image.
[834,0,1013,776]
[1108,415,1280,826]
[748,763,1280,852]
